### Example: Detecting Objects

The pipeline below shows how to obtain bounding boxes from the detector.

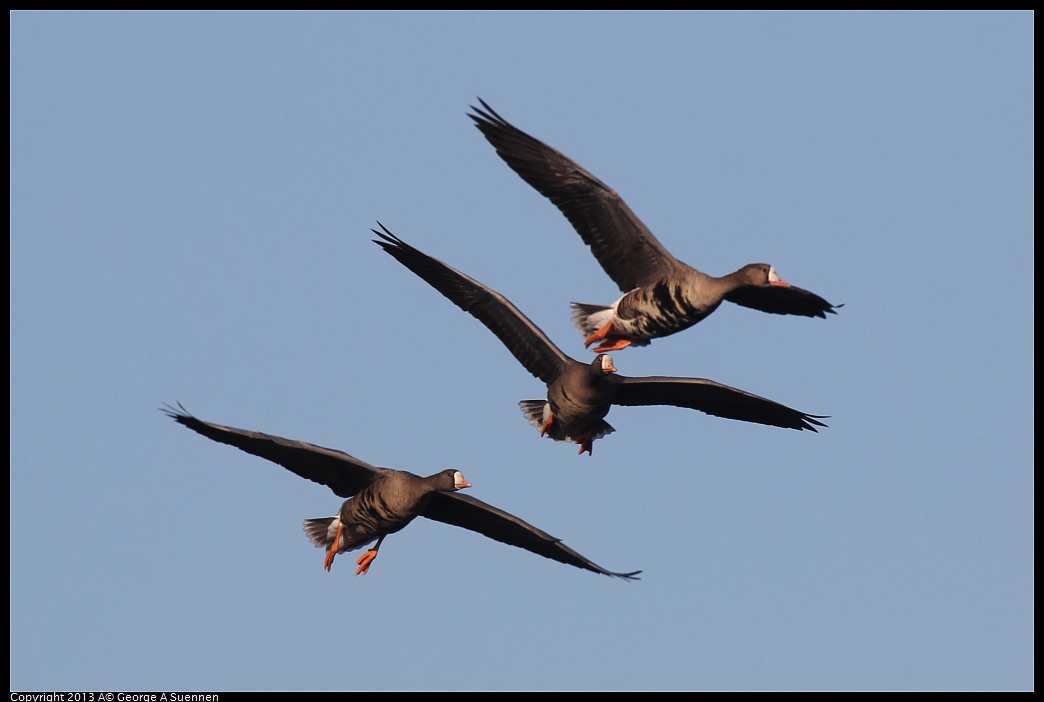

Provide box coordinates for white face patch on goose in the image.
[599,354,617,374]
[453,471,472,490]
[768,266,791,288]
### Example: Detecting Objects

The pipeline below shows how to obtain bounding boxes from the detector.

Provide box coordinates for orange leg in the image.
[324,522,343,571]
[584,320,615,348]
[355,536,385,576]
[540,413,556,437]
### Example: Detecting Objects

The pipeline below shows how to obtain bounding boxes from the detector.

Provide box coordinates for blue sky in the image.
[10,11,1033,692]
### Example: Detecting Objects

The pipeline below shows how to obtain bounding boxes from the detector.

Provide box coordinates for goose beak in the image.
[768,267,791,288]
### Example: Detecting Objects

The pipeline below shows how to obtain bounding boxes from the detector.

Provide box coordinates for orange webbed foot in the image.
[592,338,632,353]
[355,548,379,576]
[575,430,596,456]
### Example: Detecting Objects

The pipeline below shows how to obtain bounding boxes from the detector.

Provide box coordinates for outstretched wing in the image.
[724,284,841,318]
[423,491,641,580]
[610,377,828,432]
[372,223,571,386]
[162,403,381,498]
[469,98,681,291]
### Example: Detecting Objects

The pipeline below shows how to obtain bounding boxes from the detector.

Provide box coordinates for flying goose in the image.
[468,99,840,352]
[372,224,827,456]
[163,404,640,579]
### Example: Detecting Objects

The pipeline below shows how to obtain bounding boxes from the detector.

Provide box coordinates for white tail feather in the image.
[569,302,613,336]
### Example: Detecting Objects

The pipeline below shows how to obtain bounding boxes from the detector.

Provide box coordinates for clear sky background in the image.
[10,11,1033,692]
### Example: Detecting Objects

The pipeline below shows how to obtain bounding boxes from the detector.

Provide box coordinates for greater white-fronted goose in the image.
[372,224,827,456]
[163,404,640,579]
[468,99,840,352]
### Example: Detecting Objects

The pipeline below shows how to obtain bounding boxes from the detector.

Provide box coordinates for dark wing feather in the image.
[162,403,381,498]
[610,377,828,432]
[372,223,570,385]
[724,285,842,318]
[469,98,680,291]
[423,492,641,580]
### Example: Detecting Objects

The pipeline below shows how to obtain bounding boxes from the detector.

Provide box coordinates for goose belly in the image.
[617,280,719,339]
